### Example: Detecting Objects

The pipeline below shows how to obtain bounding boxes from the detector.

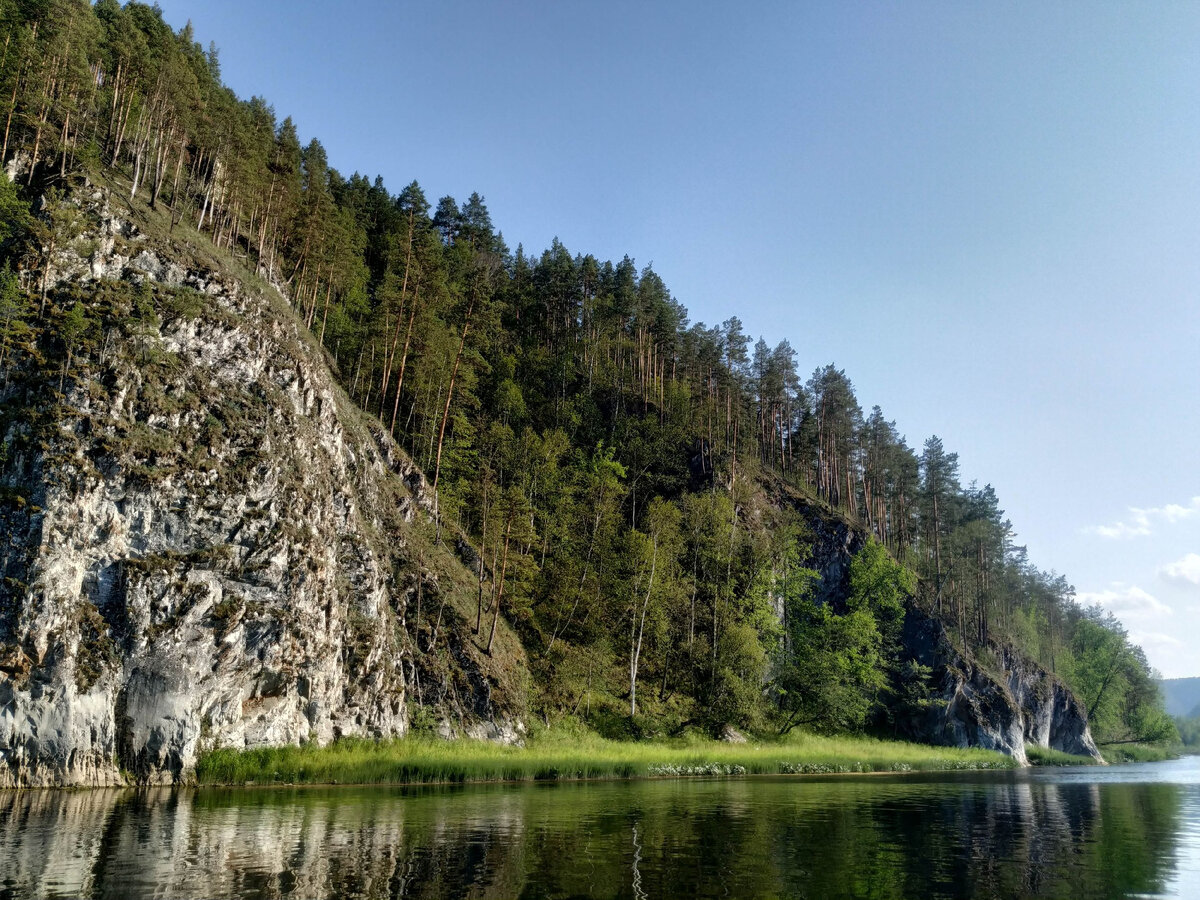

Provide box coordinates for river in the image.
[1,755,1198,899]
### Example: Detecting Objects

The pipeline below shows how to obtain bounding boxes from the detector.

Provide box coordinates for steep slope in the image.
[900,608,1101,764]
[770,481,1102,765]
[0,184,526,786]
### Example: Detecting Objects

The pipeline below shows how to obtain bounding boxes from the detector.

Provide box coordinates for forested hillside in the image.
[1161,678,1200,718]
[0,0,1174,747]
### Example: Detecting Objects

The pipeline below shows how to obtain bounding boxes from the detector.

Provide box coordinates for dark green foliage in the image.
[74,602,119,692]
[774,541,911,734]
[159,285,204,321]
[0,175,29,259]
[886,660,945,731]
[0,265,32,374]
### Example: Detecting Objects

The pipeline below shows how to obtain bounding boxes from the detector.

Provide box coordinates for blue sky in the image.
[156,1,1200,677]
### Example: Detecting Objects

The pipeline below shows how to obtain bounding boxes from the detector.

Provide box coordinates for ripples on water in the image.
[1,756,1198,899]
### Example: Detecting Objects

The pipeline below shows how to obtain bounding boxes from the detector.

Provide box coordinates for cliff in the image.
[900,608,1101,764]
[776,483,1103,765]
[0,185,525,787]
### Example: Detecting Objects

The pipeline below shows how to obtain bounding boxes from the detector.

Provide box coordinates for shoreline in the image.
[5,732,1179,791]
[3,745,1181,791]
[191,767,1008,791]
[0,763,1013,794]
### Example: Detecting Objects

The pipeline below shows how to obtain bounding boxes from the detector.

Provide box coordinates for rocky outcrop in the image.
[898,607,1101,765]
[1004,645,1100,759]
[798,509,866,612]
[776,482,1102,765]
[0,187,523,786]
[764,480,866,612]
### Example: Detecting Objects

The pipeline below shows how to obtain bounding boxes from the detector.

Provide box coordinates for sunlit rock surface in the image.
[0,190,522,786]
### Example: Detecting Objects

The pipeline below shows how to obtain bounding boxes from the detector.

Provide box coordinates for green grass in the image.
[1025,744,1101,767]
[1099,743,1179,764]
[1025,742,1181,766]
[195,729,1015,786]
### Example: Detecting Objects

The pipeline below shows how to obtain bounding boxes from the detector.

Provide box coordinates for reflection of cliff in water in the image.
[0,775,1187,899]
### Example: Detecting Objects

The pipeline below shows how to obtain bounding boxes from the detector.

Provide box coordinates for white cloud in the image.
[1088,518,1151,540]
[1075,583,1172,618]
[1084,496,1200,540]
[1128,631,1185,652]
[1160,552,1200,588]
[1162,504,1200,524]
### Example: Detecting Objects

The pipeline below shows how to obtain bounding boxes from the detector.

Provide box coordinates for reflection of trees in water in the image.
[768,778,1182,899]
[0,777,1185,899]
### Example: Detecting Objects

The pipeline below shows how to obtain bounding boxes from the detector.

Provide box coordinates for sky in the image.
[153,1,1200,678]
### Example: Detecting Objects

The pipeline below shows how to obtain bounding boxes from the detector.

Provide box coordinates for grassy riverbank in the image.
[1100,743,1179,764]
[1025,743,1179,766]
[195,729,1015,786]
[1025,745,1100,766]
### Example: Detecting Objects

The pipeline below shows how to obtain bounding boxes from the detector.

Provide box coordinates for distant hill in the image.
[1160,677,1200,718]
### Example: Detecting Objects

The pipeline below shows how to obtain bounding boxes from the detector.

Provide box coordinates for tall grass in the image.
[1024,744,1101,767]
[1025,742,1180,766]
[195,729,1014,786]
[1099,743,1179,764]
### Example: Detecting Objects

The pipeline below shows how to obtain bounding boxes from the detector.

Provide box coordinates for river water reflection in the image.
[2,756,1198,899]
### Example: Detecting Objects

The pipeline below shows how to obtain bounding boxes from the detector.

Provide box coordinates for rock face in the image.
[0,188,523,786]
[900,608,1102,765]
[782,488,1102,765]
[797,508,866,613]
[761,481,866,621]
[1004,644,1101,759]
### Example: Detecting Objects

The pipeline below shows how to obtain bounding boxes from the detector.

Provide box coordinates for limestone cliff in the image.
[900,608,1101,765]
[0,186,525,786]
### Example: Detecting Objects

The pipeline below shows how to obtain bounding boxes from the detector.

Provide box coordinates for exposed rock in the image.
[465,719,525,745]
[0,189,524,786]
[898,607,1102,765]
[1005,645,1101,759]
[720,724,747,744]
[761,481,865,623]
[797,508,866,612]
[780,483,1102,765]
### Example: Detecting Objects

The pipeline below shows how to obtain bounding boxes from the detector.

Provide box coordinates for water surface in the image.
[2,756,1198,899]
